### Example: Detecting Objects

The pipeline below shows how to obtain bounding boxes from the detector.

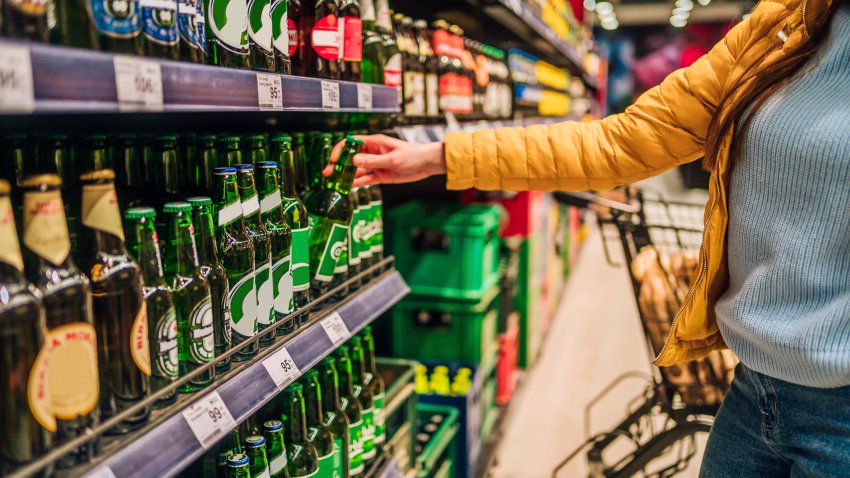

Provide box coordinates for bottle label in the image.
[227,271,258,338]
[334,234,348,275]
[286,17,297,56]
[8,0,48,16]
[348,418,364,475]
[369,200,383,254]
[425,73,439,116]
[247,0,272,51]
[332,437,344,478]
[313,221,348,282]
[154,307,179,378]
[357,204,373,261]
[383,53,401,87]
[311,14,340,60]
[90,0,142,39]
[81,183,125,241]
[44,322,100,420]
[269,450,287,475]
[23,190,71,266]
[316,450,335,478]
[256,260,274,325]
[347,207,361,267]
[361,406,376,460]
[291,226,310,291]
[341,16,362,61]
[27,343,56,432]
[259,190,282,213]
[131,301,152,376]
[177,0,200,48]
[141,0,178,45]
[374,0,390,31]
[196,6,206,50]
[412,72,425,116]
[270,1,288,56]
[217,200,243,227]
[373,393,386,444]
[0,196,24,271]
[272,254,293,314]
[432,29,452,57]
[208,0,249,52]
[255,468,271,478]
[241,194,260,217]
[188,296,215,363]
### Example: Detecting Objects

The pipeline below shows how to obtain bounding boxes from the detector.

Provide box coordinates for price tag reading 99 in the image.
[262,346,302,389]
[321,312,350,346]
[182,391,236,449]
[113,56,163,111]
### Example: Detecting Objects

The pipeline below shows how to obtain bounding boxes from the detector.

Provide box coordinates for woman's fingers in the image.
[353,174,379,188]
[353,153,394,171]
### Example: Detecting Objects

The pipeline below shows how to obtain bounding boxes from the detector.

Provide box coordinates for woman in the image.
[330,0,849,473]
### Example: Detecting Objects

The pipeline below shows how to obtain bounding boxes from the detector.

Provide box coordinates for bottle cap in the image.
[413,19,427,28]
[163,202,192,213]
[292,132,305,142]
[47,133,69,141]
[285,382,303,392]
[244,134,266,143]
[86,134,107,142]
[306,369,319,378]
[214,167,237,175]
[157,135,178,142]
[186,196,213,206]
[0,180,10,195]
[79,169,116,182]
[263,420,283,432]
[125,207,156,220]
[345,135,364,147]
[257,161,278,168]
[226,454,250,467]
[235,164,255,171]
[244,435,266,448]
[270,134,292,144]
[321,356,337,367]
[21,174,62,188]
[219,135,241,144]
[197,133,217,142]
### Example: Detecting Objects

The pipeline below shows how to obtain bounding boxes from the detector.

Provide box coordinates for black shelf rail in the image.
[8,258,409,478]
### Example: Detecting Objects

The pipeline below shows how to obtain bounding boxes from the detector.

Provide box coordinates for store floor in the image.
[488,172,710,478]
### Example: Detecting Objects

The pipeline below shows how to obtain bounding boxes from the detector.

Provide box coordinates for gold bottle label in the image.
[44,323,100,420]
[0,195,24,271]
[82,183,125,241]
[130,302,151,376]
[23,190,71,266]
[27,344,56,432]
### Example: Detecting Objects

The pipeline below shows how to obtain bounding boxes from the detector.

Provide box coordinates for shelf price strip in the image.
[321,80,340,111]
[182,390,237,449]
[113,56,164,111]
[0,44,35,113]
[262,346,302,389]
[256,73,284,110]
[357,84,373,110]
[321,312,350,346]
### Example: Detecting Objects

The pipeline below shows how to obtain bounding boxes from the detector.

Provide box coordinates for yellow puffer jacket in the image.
[444,0,823,367]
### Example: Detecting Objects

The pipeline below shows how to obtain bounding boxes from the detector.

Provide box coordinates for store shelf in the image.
[0,40,401,114]
[394,115,580,143]
[475,372,526,476]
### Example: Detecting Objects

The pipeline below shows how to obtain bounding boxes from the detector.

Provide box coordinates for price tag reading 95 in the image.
[182,391,236,449]
[113,56,163,111]
[321,312,350,345]
[357,83,372,110]
[321,80,340,111]
[256,73,283,110]
[262,346,302,389]
[0,45,35,113]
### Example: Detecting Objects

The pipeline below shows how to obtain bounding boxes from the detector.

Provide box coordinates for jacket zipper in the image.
[653,168,721,365]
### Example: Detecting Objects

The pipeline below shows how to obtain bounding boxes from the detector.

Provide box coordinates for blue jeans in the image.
[700,363,850,477]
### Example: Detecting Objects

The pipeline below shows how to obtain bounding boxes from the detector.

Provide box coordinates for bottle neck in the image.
[81,181,127,255]
[132,219,166,285]
[0,195,25,284]
[287,393,308,443]
[311,140,331,190]
[374,0,391,32]
[338,356,354,395]
[246,146,266,165]
[156,144,180,194]
[237,174,261,223]
[303,381,324,426]
[320,367,340,412]
[293,142,309,188]
[256,168,282,203]
[214,175,245,233]
[167,213,199,276]
[192,206,220,267]
[364,336,378,374]
[351,345,366,384]
[271,145,299,197]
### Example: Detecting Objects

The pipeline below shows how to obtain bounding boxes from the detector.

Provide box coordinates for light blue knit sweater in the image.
[715,3,850,388]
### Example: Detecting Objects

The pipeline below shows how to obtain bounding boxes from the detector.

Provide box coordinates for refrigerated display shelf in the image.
[0,40,402,114]
[7,260,409,478]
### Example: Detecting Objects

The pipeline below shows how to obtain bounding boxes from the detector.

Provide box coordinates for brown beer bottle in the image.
[299,0,340,78]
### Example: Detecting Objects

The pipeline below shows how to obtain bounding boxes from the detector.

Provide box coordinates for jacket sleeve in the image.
[443,2,777,191]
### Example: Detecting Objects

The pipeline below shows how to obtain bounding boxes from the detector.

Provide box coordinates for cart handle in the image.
[552,191,640,214]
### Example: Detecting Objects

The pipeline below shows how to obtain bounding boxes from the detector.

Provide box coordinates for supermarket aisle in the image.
[489,216,706,477]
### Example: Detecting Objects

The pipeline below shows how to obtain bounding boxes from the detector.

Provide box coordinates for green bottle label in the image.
[354,205,371,261]
[361,407,376,461]
[270,0,288,54]
[209,0,249,52]
[154,307,179,378]
[312,219,349,282]
[374,393,386,445]
[272,254,293,314]
[256,260,274,326]
[334,234,349,275]
[227,271,258,338]
[332,438,344,478]
[316,450,335,478]
[348,418,364,475]
[247,0,272,51]
[369,200,383,254]
[188,296,215,363]
[269,450,287,477]
[291,227,310,291]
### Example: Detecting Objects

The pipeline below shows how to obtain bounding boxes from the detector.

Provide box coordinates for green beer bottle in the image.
[270,135,310,328]
[246,435,272,478]
[243,135,268,165]
[177,0,204,62]
[362,326,386,447]
[281,383,320,477]
[350,187,373,284]
[349,336,376,464]
[306,134,331,192]
[179,134,198,193]
[0,0,51,42]
[226,453,253,478]
[195,134,219,193]
[335,346,364,476]
[78,134,112,173]
[365,185,383,276]
[247,0,276,71]
[318,357,351,478]
[151,135,182,209]
[125,207,179,408]
[304,136,361,299]
[219,135,244,168]
[256,161,295,338]
[264,420,291,478]
[212,167,259,361]
[291,132,310,199]
[204,0,250,67]
[110,133,145,210]
[235,164,275,345]
[162,202,215,392]
[301,370,339,478]
[345,188,362,285]
[188,197,232,372]
[358,0,384,84]
[270,0,292,74]
[141,0,179,59]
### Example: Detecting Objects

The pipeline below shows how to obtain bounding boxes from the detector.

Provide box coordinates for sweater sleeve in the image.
[444,1,780,192]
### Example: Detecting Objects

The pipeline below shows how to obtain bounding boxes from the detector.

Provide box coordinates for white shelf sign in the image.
[113,56,163,111]
[357,83,372,110]
[321,80,340,111]
[86,467,117,478]
[0,45,35,113]
[262,346,302,389]
[182,391,236,449]
[321,312,350,345]
[256,73,283,110]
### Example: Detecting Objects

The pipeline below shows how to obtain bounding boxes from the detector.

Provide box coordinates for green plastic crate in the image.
[390,202,502,301]
[377,358,420,475]
[391,285,500,364]
[416,404,460,478]
[480,372,499,441]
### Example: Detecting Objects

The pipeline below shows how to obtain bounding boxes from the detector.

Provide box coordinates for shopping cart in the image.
[551,189,734,478]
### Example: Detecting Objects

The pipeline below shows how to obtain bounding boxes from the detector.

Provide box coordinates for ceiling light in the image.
[674,0,694,10]
[672,7,691,16]
[595,2,614,15]
[670,15,688,27]
[583,0,596,10]
[598,10,616,20]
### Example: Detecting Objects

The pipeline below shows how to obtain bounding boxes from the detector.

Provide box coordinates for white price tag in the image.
[321,80,340,111]
[357,83,372,110]
[0,45,35,113]
[262,346,302,389]
[257,73,283,110]
[86,467,117,478]
[182,391,236,449]
[321,312,350,345]
[113,56,163,111]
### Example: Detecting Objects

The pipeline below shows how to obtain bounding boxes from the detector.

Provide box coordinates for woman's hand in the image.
[324,134,446,187]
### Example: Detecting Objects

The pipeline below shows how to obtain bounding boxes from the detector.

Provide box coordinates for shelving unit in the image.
[394,115,581,143]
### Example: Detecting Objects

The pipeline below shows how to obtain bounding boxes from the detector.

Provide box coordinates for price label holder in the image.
[262,346,302,389]
[320,312,350,346]
[113,56,164,112]
[86,467,117,478]
[183,391,236,449]
[0,44,35,113]
[257,73,283,110]
[357,83,372,110]
[321,80,340,111]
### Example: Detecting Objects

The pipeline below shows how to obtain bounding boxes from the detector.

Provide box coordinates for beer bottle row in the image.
[0,133,384,476]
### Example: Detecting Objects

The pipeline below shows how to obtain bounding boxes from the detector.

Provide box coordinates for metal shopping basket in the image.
[550,189,734,478]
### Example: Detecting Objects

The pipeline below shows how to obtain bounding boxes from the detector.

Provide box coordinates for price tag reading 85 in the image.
[262,346,302,389]
[113,56,163,111]
[257,73,283,110]
[321,80,340,111]
[321,312,350,345]
[182,391,236,449]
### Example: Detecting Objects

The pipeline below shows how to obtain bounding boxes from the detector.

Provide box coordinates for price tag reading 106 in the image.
[262,346,302,389]
[182,391,236,449]
[321,312,350,345]
[113,56,163,111]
